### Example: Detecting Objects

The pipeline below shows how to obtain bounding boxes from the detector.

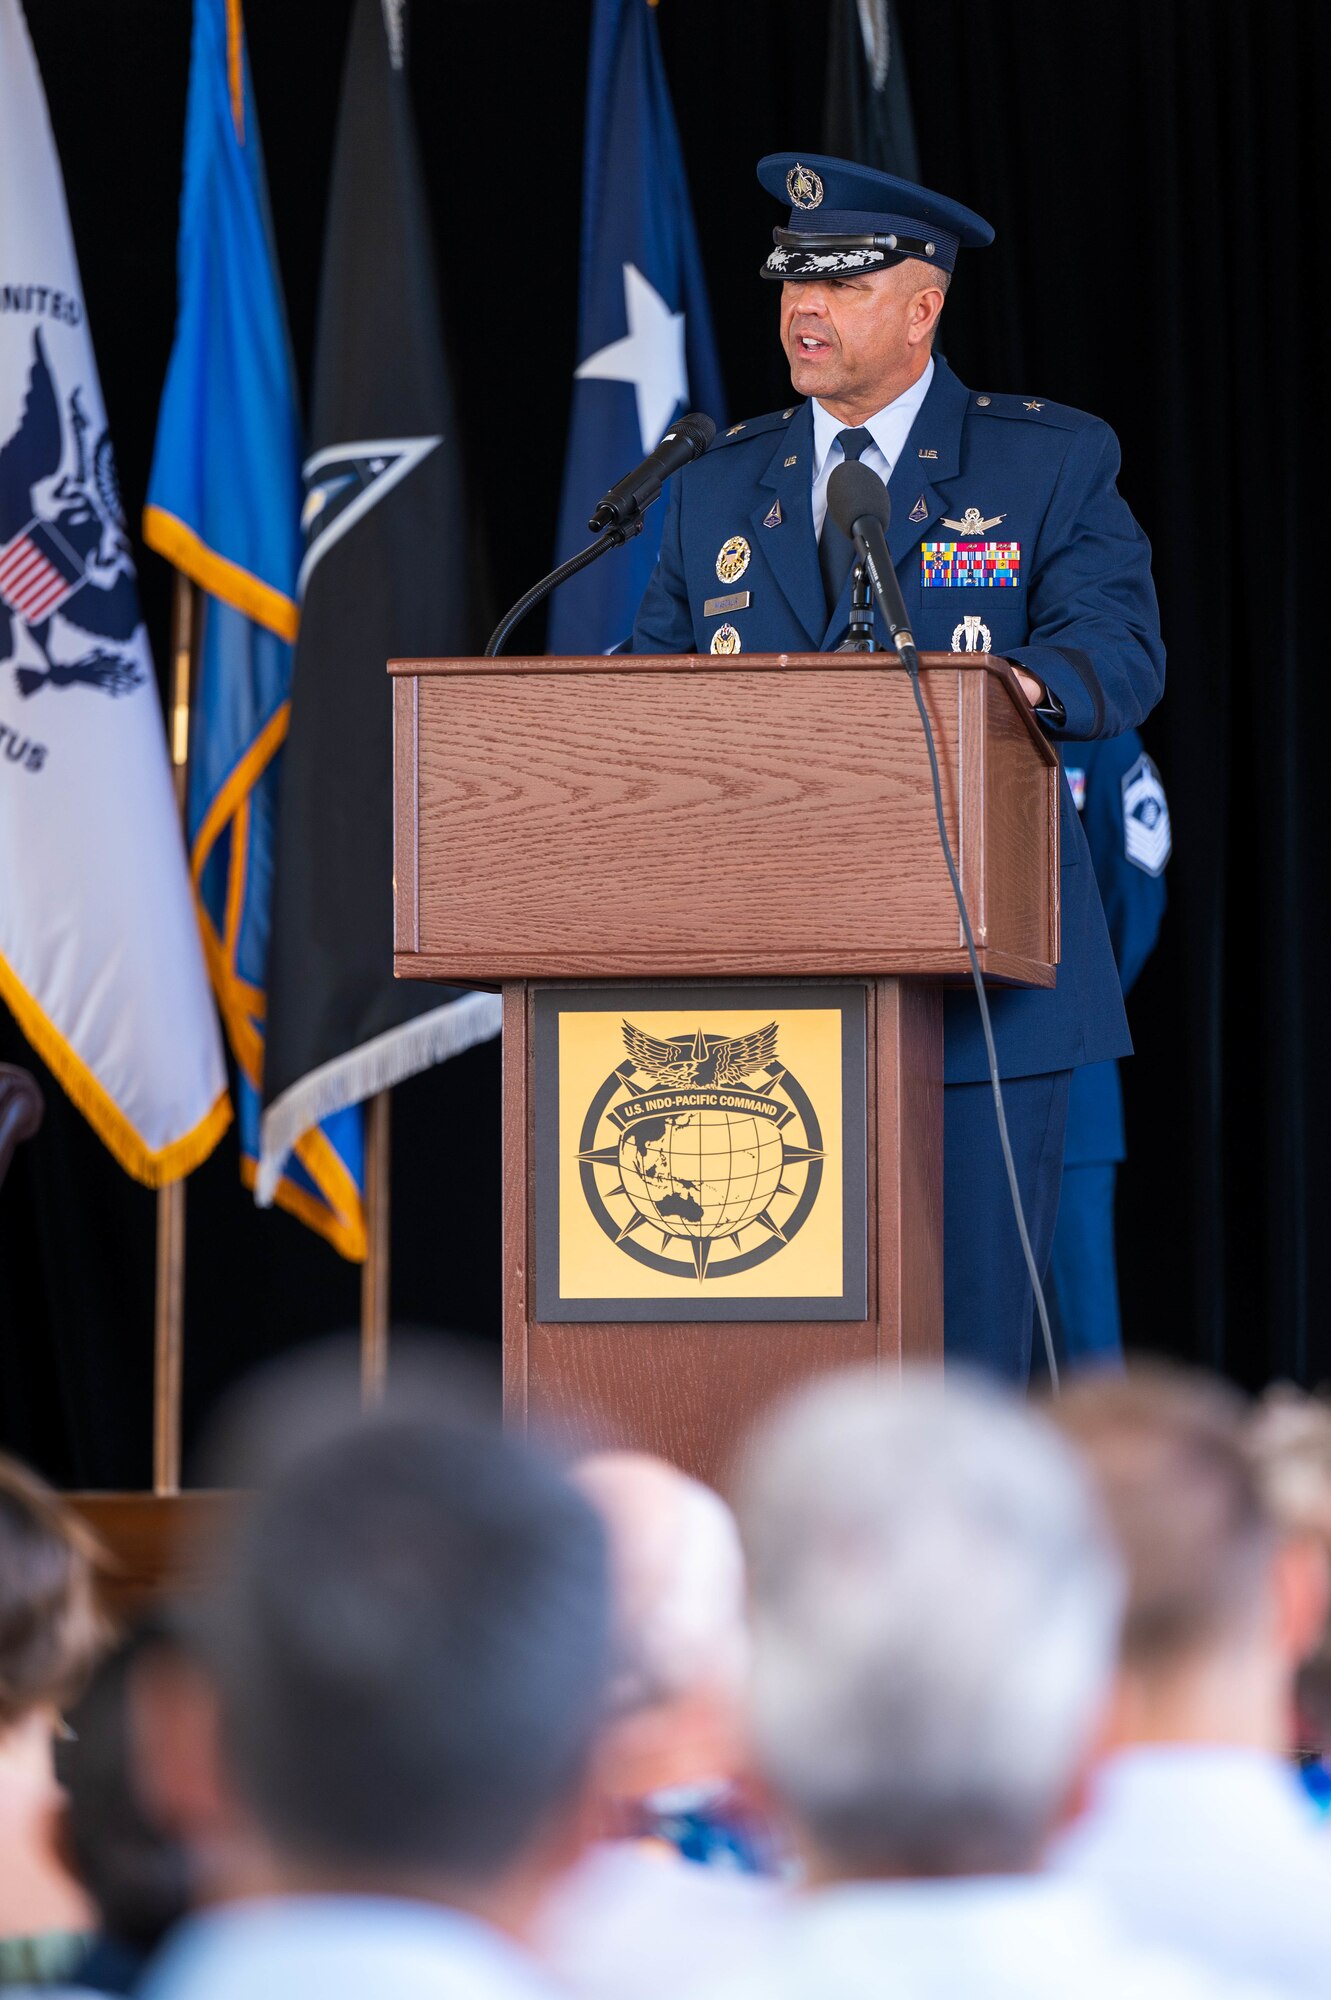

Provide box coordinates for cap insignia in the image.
[786,162,825,210]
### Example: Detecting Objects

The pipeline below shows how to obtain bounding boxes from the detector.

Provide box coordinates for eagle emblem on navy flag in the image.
[0,331,145,700]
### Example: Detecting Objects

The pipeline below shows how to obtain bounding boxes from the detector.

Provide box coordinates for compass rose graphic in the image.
[576,1020,825,1280]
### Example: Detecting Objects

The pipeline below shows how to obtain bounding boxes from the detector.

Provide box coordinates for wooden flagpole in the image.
[153,571,195,1495]
[360,1089,391,1402]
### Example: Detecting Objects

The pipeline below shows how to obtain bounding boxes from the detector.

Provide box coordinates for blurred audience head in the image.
[196,1328,498,1491]
[146,1410,610,1931]
[573,1452,747,1805]
[60,1622,191,1964]
[1248,1384,1331,1746]
[1051,1365,1326,1750]
[0,1451,107,1741]
[738,1367,1122,1879]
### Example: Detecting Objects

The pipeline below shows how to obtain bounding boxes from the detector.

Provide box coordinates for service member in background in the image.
[1046,733,1171,1370]
[1051,1369,1331,1998]
[633,154,1165,1380]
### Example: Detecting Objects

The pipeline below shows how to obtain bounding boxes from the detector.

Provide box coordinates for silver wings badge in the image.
[941,505,1006,534]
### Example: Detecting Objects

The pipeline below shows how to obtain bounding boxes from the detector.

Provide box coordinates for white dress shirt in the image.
[1054,1745,1331,1998]
[809,356,934,542]
[689,1874,1277,2000]
[139,1895,562,2000]
[537,1840,780,2000]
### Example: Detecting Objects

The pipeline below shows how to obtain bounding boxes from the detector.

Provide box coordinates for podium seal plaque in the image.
[533,985,867,1323]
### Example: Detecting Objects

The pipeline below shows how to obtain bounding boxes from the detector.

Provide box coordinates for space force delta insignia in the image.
[921,541,1021,587]
[298,435,440,595]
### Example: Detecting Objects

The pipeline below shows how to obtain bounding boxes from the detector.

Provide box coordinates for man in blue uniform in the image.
[631,153,1166,1378]
[1049,736,1170,1369]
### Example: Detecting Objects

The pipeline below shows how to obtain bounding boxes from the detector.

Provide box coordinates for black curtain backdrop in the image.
[0,0,1324,1483]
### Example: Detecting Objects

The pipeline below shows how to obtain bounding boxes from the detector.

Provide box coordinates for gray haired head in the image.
[739,1368,1123,1877]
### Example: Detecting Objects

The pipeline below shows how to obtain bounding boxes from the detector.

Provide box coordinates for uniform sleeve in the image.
[1005,422,1165,743]
[1082,735,1168,995]
[630,479,695,654]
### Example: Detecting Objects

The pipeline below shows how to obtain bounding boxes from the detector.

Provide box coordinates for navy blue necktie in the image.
[819,428,876,614]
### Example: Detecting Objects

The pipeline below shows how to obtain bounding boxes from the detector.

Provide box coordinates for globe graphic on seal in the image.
[618,1109,787,1242]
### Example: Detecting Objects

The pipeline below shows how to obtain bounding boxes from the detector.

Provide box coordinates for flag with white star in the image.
[548,0,724,655]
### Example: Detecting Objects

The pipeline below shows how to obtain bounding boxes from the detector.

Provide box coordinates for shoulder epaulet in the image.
[969,391,1098,433]
[706,406,800,451]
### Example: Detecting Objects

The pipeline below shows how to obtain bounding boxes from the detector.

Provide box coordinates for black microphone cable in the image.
[827,462,1060,1390]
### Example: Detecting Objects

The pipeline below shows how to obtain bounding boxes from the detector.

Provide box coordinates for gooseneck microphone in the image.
[588,412,716,532]
[825,460,915,656]
[484,410,719,656]
[826,459,1060,1385]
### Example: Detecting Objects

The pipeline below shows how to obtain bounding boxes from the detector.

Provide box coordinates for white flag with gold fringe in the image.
[0,0,229,1185]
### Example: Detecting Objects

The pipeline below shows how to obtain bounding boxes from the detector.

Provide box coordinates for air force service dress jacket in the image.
[630,355,1166,1085]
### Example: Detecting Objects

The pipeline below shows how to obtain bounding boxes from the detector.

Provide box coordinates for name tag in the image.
[703,590,751,619]
[921,540,1021,587]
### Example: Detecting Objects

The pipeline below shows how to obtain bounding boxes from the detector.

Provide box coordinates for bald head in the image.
[574,1453,747,1716]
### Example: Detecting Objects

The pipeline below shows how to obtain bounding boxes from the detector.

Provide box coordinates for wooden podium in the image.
[390,653,1059,1483]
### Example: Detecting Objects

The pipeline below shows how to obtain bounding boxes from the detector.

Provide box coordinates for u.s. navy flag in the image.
[257,0,500,1200]
[0,0,228,1184]
[143,0,365,1258]
[548,0,725,655]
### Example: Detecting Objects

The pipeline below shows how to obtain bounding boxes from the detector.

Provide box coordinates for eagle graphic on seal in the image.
[621,1020,780,1089]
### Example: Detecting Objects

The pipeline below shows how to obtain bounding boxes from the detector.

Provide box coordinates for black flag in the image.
[823,0,921,184]
[257,0,499,1201]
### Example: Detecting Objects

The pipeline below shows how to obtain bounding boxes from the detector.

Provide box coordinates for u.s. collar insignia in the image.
[786,161,824,209]
[715,535,751,585]
[952,615,992,654]
[942,505,1006,534]
[710,622,742,655]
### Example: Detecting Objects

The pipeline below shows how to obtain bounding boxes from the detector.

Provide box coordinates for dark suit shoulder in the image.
[705,406,800,453]
[968,390,1103,434]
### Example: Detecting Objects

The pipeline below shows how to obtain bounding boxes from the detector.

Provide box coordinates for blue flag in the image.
[144,0,364,1258]
[548,0,724,655]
